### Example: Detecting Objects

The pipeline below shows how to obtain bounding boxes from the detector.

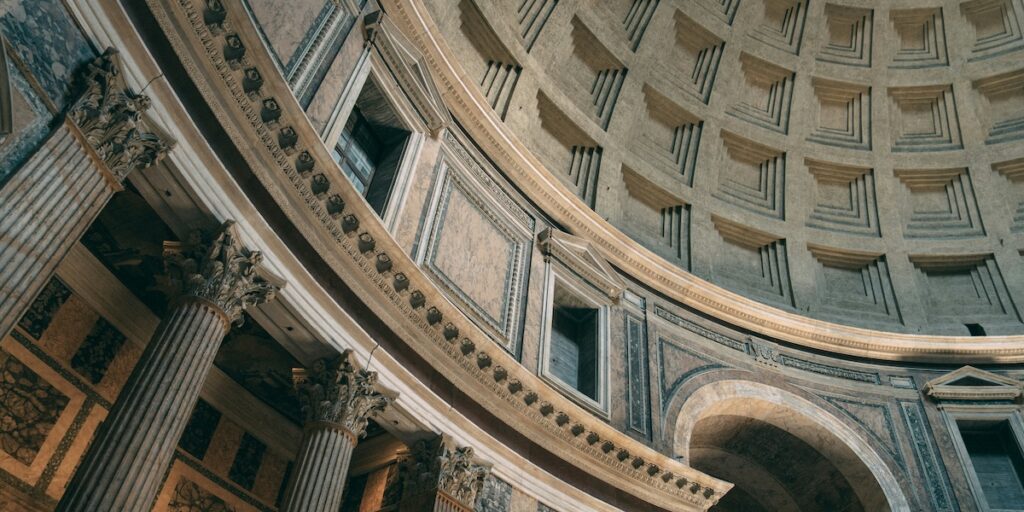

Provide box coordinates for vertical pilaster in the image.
[0,49,171,340]
[280,352,392,512]
[56,221,279,512]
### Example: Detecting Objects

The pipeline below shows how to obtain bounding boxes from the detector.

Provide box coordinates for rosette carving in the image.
[157,220,279,324]
[293,351,390,437]
[68,48,172,181]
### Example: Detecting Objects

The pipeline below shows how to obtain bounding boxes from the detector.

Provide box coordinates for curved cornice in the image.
[142,0,731,509]
[379,0,1024,363]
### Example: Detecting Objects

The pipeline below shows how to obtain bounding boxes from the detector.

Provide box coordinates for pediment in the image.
[924,366,1022,401]
[364,11,451,135]
[537,228,624,301]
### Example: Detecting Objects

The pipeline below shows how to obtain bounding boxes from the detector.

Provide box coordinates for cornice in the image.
[143,0,730,509]
[377,0,1024,363]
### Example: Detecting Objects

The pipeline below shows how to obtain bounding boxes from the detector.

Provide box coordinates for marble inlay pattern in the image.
[69,317,126,384]
[16,278,71,340]
[179,399,223,461]
[169,478,236,512]
[625,313,650,437]
[228,433,266,491]
[0,0,95,110]
[0,348,69,465]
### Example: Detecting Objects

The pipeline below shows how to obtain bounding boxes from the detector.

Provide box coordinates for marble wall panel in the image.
[0,276,292,510]
[154,460,264,512]
[419,137,535,352]
[0,0,95,110]
[243,0,329,70]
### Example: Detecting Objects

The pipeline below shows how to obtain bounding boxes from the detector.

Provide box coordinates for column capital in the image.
[158,220,280,325]
[293,350,391,438]
[400,435,490,508]
[68,48,172,182]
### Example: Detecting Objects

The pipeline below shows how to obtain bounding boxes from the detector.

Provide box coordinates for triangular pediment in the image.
[537,228,624,301]
[924,366,1022,401]
[364,11,451,135]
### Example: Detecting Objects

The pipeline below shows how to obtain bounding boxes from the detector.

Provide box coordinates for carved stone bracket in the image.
[157,220,281,325]
[67,48,173,182]
[293,350,392,438]
[398,434,491,510]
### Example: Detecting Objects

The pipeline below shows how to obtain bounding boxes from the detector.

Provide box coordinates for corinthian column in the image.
[56,221,279,512]
[281,351,392,512]
[397,435,491,512]
[0,48,171,340]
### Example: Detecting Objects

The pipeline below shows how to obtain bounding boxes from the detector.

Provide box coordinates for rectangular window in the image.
[549,289,600,400]
[541,275,608,413]
[959,420,1024,510]
[331,79,410,217]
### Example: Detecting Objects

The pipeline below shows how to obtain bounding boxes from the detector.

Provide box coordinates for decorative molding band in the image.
[145,0,730,509]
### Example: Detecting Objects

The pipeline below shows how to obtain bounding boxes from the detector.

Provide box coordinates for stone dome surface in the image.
[421,0,1024,336]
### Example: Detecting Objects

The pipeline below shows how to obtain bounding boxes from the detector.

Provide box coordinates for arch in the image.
[674,379,911,512]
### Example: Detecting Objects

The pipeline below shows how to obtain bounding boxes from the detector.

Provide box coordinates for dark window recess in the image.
[228,432,267,490]
[966,323,987,336]
[339,472,369,512]
[178,399,222,460]
[960,420,1024,509]
[548,285,599,401]
[332,79,410,217]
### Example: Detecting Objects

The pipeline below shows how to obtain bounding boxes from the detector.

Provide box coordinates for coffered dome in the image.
[422,0,1024,336]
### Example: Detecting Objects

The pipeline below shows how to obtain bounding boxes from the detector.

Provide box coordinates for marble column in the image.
[397,435,491,512]
[280,351,392,512]
[56,221,279,512]
[0,48,171,340]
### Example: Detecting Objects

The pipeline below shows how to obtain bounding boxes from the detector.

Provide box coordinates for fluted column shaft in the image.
[0,49,169,341]
[0,123,117,339]
[54,220,277,512]
[57,299,228,511]
[279,352,392,512]
[280,424,357,512]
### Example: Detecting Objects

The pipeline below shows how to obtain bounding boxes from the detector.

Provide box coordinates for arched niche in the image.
[674,380,910,512]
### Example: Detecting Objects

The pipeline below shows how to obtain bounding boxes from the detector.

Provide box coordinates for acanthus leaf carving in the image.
[293,350,391,437]
[399,434,490,508]
[157,220,280,324]
[68,48,173,182]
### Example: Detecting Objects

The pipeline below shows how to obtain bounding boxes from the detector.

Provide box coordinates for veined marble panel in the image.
[242,0,330,71]
[0,64,52,187]
[418,132,535,352]
[0,0,95,110]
